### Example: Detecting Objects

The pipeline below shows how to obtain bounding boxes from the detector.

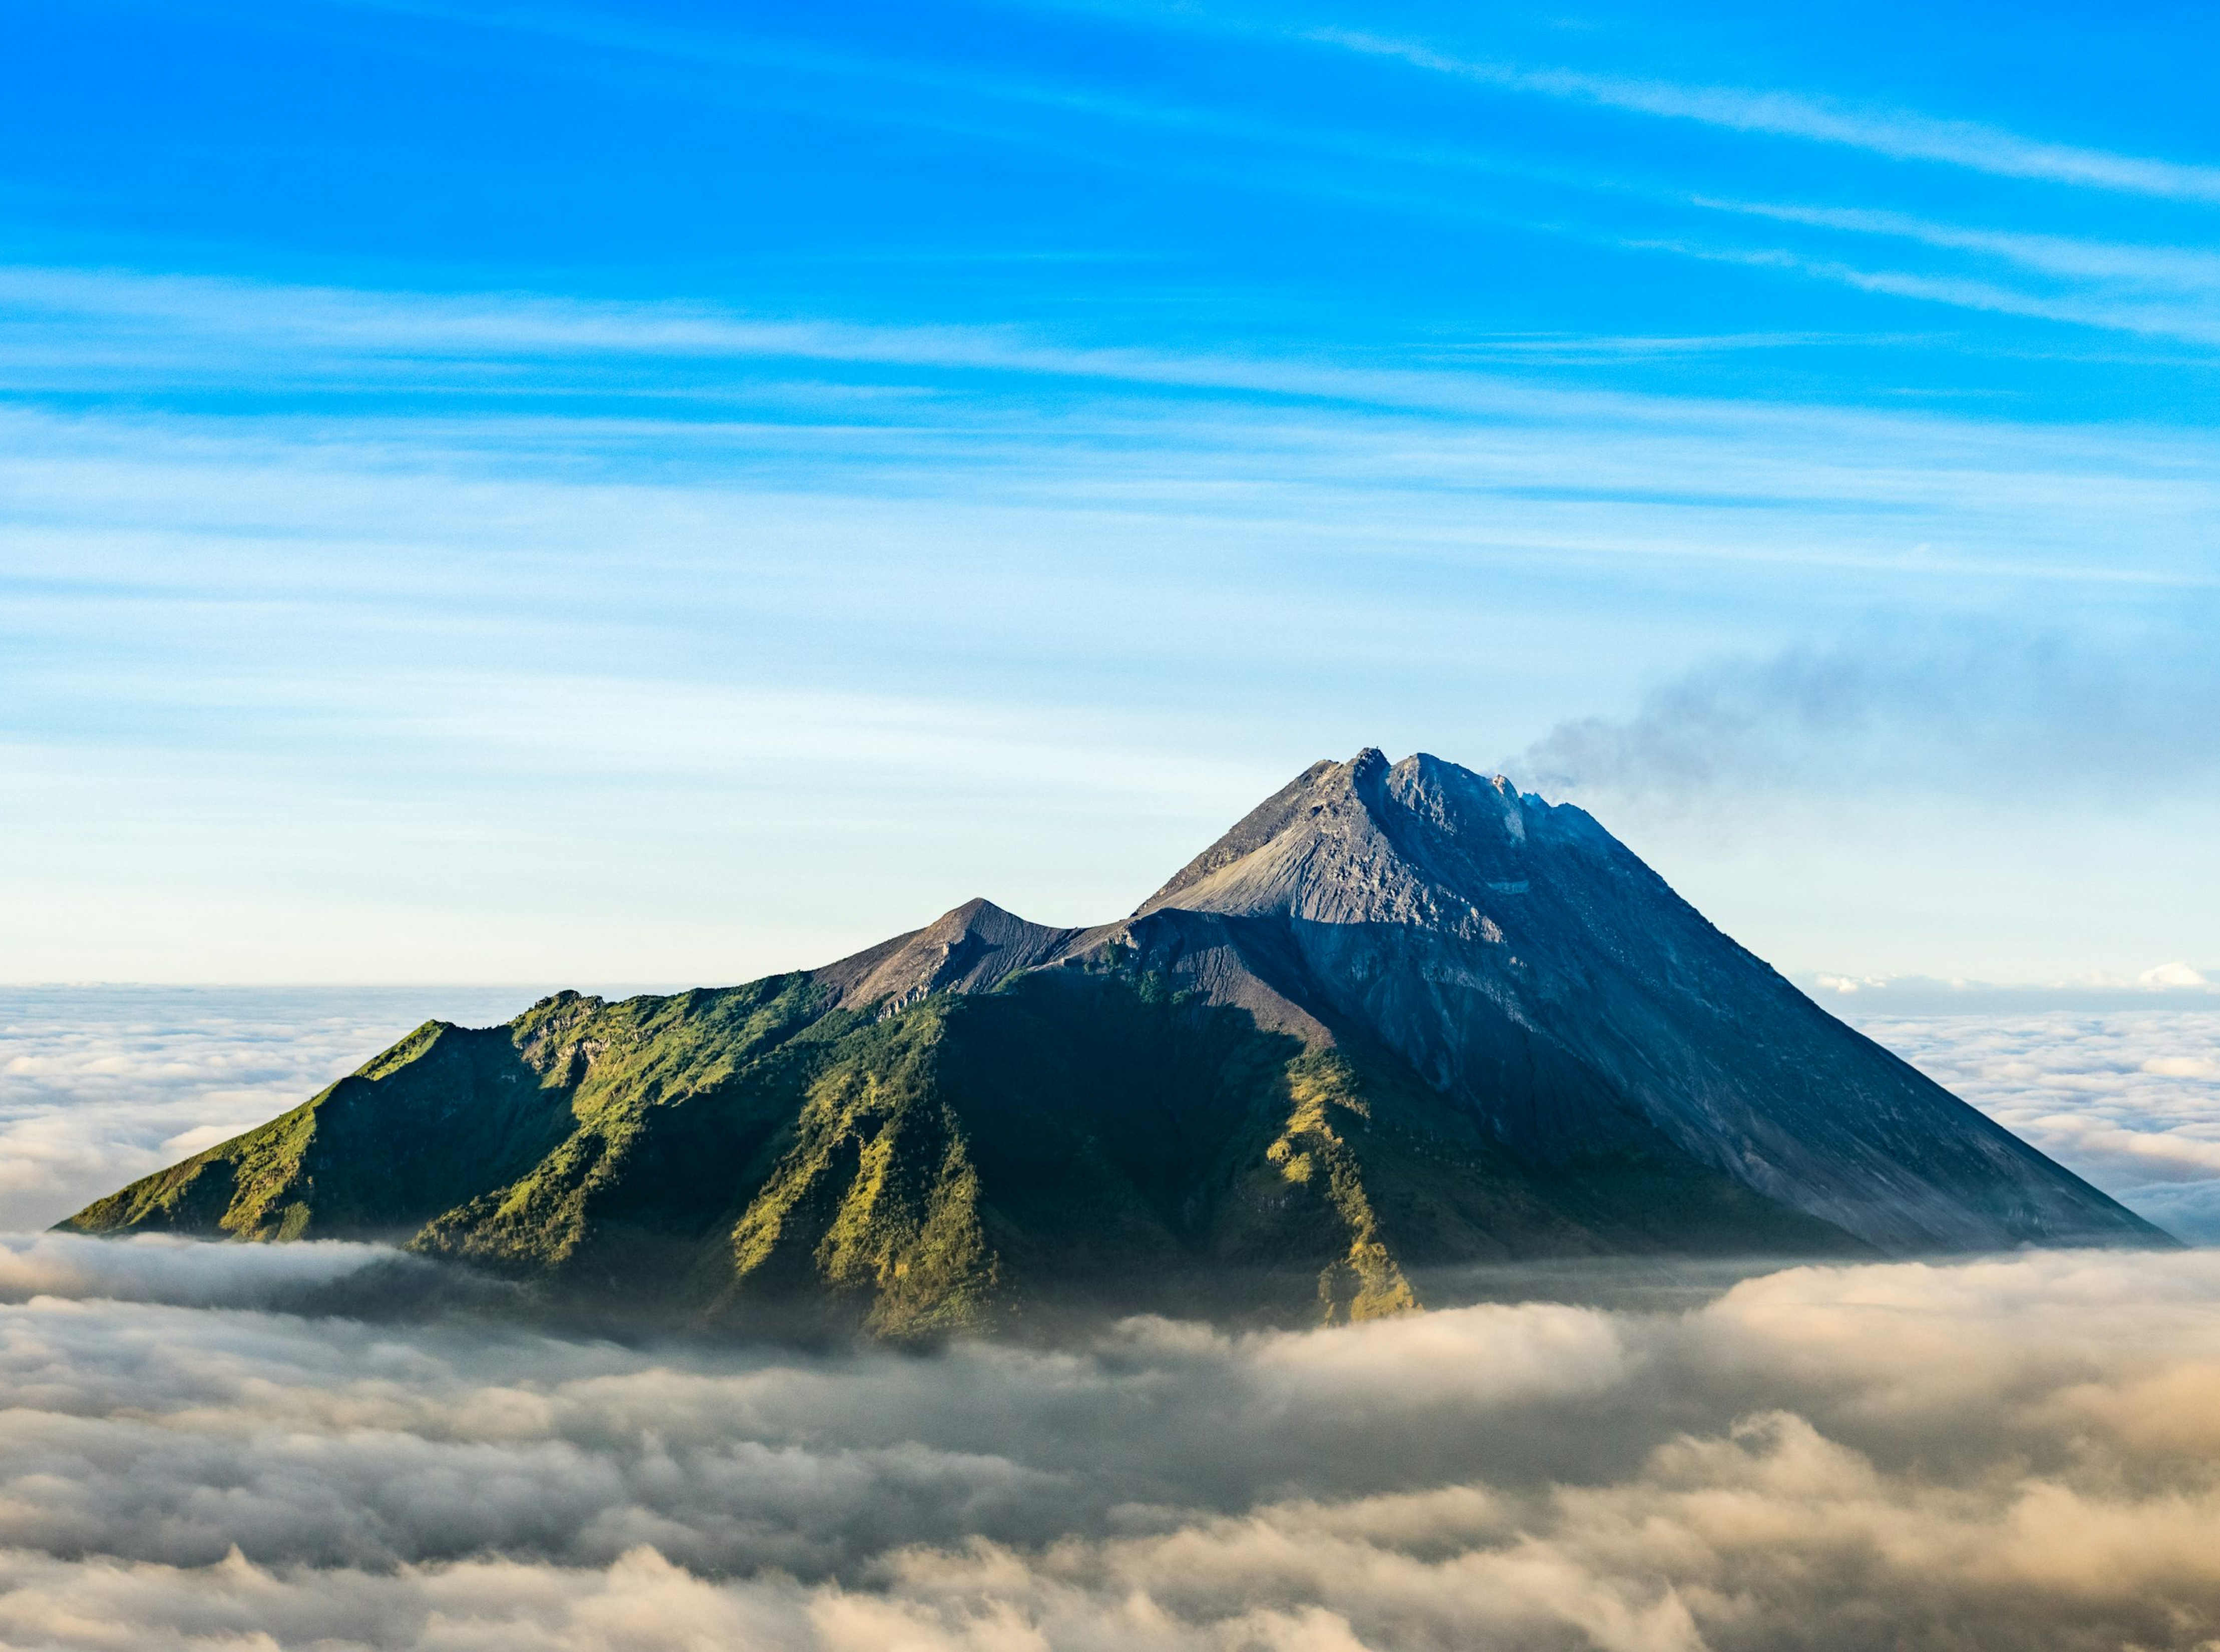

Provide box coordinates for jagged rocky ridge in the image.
[66,750,2165,1334]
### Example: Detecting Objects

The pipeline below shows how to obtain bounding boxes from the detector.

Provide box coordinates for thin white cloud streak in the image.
[1702,198,2220,290]
[1671,197,2220,345]
[1,263,1605,423]
[10,263,2218,463]
[0,1231,405,1306]
[1638,233,2220,349]
[1313,28,2220,203]
[8,275,2220,594]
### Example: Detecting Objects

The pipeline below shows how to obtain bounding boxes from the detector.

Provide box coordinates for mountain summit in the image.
[68,750,2164,1334]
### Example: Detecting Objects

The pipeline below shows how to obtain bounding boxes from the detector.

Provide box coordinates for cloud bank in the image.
[0,1231,411,1307]
[0,988,543,1229]
[3,1248,2220,1648]
[1848,1007,2220,1243]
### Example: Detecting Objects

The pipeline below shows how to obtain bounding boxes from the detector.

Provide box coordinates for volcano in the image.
[68,750,2164,1334]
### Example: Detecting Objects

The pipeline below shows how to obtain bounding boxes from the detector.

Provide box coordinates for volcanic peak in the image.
[1139,748,1554,938]
[60,745,2167,1338]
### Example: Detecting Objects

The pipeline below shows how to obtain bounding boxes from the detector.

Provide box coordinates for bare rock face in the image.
[1109,749,2152,1252]
[816,747,2159,1254]
[1140,749,1533,933]
[817,898,1081,1014]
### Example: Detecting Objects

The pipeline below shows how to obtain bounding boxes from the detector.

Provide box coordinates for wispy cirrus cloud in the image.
[1700,199,2220,290]
[0,262,1666,420]
[246,0,2220,215]
[1630,234,2220,348]
[9,265,2219,986]
[10,264,2220,527]
[1312,27,2220,202]
[1650,200,2220,347]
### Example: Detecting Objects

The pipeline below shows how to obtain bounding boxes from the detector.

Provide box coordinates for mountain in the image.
[65,750,2165,1335]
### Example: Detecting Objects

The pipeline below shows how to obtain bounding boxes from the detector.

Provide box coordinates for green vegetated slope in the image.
[65,961,1852,1336]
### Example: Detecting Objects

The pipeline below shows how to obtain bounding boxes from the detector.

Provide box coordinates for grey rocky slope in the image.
[827,749,2162,1255]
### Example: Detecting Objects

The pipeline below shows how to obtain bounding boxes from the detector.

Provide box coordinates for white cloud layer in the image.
[0,1231,406,1306]
[1845,1007,2220,1241]
[0,988,546,1229]
[0,1248,2218,1648]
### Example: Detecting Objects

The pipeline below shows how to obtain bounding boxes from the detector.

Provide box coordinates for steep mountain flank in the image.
[66,750,2165,1334]
[1118,749,2148,1253]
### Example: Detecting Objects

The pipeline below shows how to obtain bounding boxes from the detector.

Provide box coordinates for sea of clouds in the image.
[1841,1006,2220,1243]
[0,987,552,1231]
[3,988,2219,1651]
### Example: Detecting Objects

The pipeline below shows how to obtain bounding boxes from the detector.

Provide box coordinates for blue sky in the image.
[4,0,2218,985]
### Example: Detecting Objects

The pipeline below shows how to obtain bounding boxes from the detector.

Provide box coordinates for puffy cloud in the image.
[1842,1006,2220,1240]
[0,1248,2218,1647]
[2145,1054,2220,1078]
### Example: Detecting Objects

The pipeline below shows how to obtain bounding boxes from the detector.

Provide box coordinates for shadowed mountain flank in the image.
[66,749,2164,1335]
